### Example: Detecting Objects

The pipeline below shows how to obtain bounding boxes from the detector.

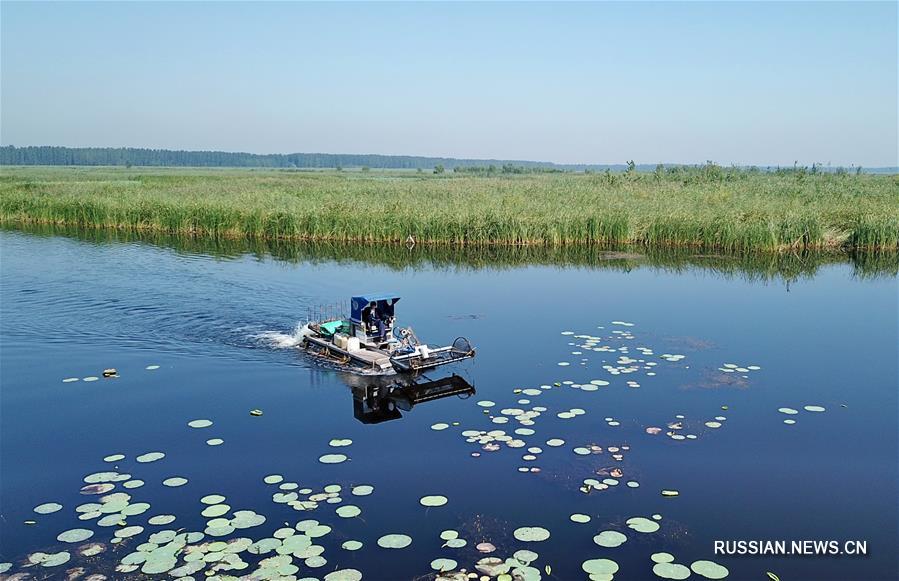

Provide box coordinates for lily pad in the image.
[653,562,692,579]
[804,405,826,412]
[263,474,283,484]
[420,495,448,507]
[162,477,188,487]
[201,494,227,504]
[114,525,144,538]
[187,419,213,428]
[582,559,619,575]
[206,438,224,446]
[342,540,363,551]
[377,534,412,549]
[431,558,458,572]
[324,570,363,581]
[329,438,353,447]
[103,454,125,462]
[513,526,550,542]
[34,502,63,514]
[431,423,450,431]
[691,560,730,579]
[626,516,660,533]
[319,453,348,464]
[136,452,165,463]
[570,513,591,523]
[41,551,71,567]
[336,505,361,518]
[57,528,94,543]
[351,484,374,496]
[652,552,675,563]
[148,514,176,525]
[202,504,231,518]
[594,530,627,547]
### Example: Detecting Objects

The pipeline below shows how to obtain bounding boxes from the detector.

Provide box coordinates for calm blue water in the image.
[0,230,896,580]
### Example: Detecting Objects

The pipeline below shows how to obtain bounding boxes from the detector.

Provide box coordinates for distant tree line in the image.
[0,146,883,175]
[0,146,562,171]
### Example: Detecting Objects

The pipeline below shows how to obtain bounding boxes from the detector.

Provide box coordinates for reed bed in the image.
[1,166,897,251]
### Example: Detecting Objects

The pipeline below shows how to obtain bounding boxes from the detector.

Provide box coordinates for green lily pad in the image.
[123,480,144,489]
[202,504,231,518]
[206,438,224,446]
[804,405,826,412]
[319,453,348,464]
[420,495,448,507]
[57,528,94,543]
[188,419,213,428]
[377,534,412,549]
[570,513,591,523]
[431,423,450,431]
[446,538,467,548]
[121,502,150,516]
[148,514,176,525]
[263,474,283,484]
[341,540,363,551]
[324,570,363,581]
[41,551,71,567]
[336,505,361,518]
[329,438,353,447]
[652,552,675,563]
[778,407,799,415]
[582,559,619,575]
[594,530,627,547]
[34,502,63,514]
[136,452,165,463]
[231,510,265,529]
[103,454,125,462]
[141,555,177,575]
[162,477,188,487]
[431,558,458,571]
[513,526,550,542]
[626,516,660,533]
[653,562,691,579]
[545,439,565,447]
[114,526,144,538]
[691,560,730,579]
[201,494,227,505]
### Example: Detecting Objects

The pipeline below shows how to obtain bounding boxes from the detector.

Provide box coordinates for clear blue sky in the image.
[2,1,896,166]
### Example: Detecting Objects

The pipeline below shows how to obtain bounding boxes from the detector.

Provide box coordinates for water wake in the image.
[253,322,308,349]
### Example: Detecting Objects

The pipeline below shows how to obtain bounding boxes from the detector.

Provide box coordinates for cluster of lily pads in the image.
[11,324,757,580]
[777,404,826,425]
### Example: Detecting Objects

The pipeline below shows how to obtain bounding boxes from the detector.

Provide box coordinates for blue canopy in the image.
[351,294,400,323]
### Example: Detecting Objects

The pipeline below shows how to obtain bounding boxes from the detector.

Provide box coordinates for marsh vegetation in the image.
[1,165,896,251]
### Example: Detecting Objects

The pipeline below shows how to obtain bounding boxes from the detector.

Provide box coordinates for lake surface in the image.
[0,229,896,581]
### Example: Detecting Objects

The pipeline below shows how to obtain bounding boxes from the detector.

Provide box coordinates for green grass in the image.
[1,166,897,251]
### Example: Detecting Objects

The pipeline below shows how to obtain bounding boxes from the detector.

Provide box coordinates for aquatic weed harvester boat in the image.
[300,294,476,375]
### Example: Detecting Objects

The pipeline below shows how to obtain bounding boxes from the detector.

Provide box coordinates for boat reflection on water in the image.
[338,373,476,424]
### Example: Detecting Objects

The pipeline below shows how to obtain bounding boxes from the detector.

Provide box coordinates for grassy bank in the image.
[1,166,897,251]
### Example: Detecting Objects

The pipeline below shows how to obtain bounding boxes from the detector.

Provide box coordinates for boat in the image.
[300,293,476,375]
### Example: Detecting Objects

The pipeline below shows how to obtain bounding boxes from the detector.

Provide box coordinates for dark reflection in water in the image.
[5,223,897,281]
[343,373,476,424]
